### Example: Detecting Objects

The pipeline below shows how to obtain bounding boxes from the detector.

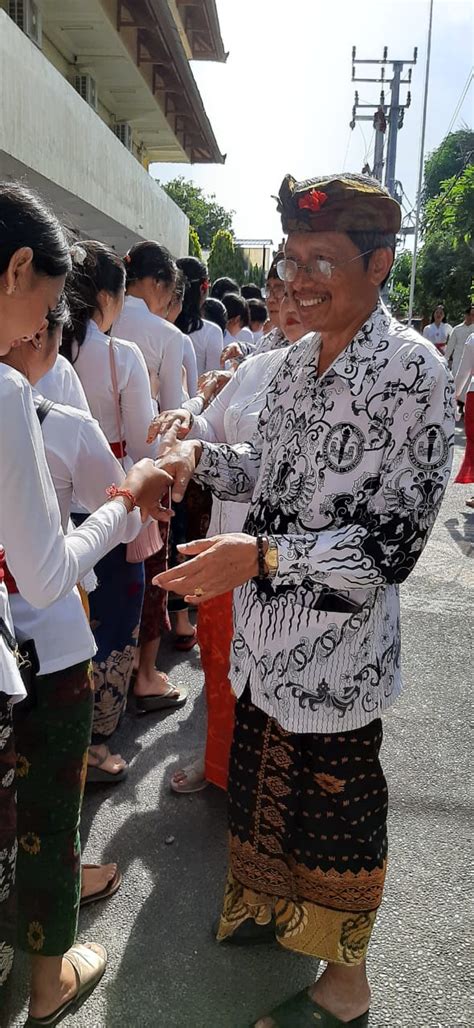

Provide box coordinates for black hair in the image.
[211,276,239,300]
[61,240,125,359]
[0,181,71,278]
[45,295,70,334]
[221,292,249,327]
[465,303,474,314]
[267,252,285,281]
[124,240,176,288]
[430,303,446,323]
[346,230,396,289]
[175,256,208,334]
[248,298,268,326]
[241,283,262,299]
[202,297,228,334]
[172,269,186,305]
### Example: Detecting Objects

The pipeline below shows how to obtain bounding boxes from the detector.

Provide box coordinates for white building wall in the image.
[0,11,189,255]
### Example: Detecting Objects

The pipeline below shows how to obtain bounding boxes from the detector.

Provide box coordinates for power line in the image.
[446,67,474,136]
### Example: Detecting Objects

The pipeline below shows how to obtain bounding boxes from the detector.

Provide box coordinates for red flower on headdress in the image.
[298,189,328,212]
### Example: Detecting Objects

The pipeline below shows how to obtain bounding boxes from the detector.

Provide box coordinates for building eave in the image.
[125,0,225,162]
[174,0,227,63]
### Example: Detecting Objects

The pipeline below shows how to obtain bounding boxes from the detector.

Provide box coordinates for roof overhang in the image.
[173,0,228,62]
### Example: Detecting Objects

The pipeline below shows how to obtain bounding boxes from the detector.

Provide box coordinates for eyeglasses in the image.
[264,283,285,299]
[276,249,374,283]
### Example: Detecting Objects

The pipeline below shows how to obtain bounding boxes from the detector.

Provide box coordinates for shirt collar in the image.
[321,300,392,396]
[124,295,148,313]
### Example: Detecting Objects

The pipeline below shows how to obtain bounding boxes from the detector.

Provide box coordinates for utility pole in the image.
[350,46,417,198]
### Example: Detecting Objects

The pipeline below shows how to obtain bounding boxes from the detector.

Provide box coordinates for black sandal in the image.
[252,988,370,1027]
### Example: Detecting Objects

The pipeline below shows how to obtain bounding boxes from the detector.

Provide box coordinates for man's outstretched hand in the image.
[153,534,259,604]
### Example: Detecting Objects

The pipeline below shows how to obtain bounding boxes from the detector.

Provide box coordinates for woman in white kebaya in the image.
[61,241,176,776]
[112,242,188,710]
[177,257,224,376]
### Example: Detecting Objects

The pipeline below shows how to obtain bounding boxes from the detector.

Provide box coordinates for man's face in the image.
[284,231,380,335]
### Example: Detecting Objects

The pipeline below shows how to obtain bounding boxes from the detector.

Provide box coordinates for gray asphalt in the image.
[7,422,474,1028]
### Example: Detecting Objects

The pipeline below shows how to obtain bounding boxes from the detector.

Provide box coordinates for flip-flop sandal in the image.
[80,864,122,908]
[26,942,107,1025]
[174,628,198,652]
[135,682,188,713]
[170,763,209,793]
[86,748,128,785]
[252,988,370,1028]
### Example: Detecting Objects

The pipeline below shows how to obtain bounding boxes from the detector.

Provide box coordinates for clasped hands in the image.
[151,437,258,603]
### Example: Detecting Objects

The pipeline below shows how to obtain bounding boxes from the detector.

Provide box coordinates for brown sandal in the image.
[80,864,122,907]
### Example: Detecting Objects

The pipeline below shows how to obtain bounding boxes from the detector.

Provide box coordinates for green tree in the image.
[388,250,415,318]
[424,164,474,243]
[188,226,202,259]
[208,230,238,281]
[158,176,234,249]
[422,129,474,208]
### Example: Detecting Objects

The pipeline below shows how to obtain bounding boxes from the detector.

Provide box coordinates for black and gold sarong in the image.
[218,689,388,964]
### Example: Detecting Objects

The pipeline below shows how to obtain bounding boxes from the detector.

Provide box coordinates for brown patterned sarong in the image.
[218,689,388,964]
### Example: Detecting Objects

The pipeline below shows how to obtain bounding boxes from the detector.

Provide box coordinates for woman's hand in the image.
[123,459,173,522]
[220,342,244,368]
[147,409,192,444]
[155,440,203,502]
[153,534,259,603]
[197,369,233,401]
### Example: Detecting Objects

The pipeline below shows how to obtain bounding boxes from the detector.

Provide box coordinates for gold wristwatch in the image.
[263,536,279,579]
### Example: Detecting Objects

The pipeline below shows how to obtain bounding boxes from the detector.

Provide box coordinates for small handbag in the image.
[108,338,163,563]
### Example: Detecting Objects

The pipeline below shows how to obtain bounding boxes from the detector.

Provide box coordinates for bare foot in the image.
[134,669,181,699]
[170,761,207,793]
[81,864,117,900]
[174,611,195,637]
[87,745,127,775]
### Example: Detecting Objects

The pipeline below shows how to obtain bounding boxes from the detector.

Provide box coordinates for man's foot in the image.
[308,965,371,1023]
[465,497,474,509]
[81,864,118,901]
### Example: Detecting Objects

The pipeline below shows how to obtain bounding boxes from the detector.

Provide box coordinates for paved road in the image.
[8,423,473,1028]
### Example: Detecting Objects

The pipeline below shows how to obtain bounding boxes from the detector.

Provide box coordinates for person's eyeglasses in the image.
[276,249,374,283]
[264,284,285,299]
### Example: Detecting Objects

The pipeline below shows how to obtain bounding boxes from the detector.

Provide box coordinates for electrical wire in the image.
[342,127,352,171]
[446,67,474,136]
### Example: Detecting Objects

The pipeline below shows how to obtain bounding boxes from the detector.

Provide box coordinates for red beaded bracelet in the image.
[105,484,137,510]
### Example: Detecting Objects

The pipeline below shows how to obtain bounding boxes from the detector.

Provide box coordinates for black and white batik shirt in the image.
[195,302,455,733]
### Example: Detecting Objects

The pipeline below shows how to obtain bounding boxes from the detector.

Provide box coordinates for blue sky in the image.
[152,0,473,246]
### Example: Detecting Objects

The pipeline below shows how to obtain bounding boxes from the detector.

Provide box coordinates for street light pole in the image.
[408,0,435,326]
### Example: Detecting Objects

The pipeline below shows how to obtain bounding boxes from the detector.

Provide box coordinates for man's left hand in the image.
[153,534,259,603]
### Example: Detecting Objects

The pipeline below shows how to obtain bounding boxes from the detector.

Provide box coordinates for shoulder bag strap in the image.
[109,337,125,464]
[35,398,54,425]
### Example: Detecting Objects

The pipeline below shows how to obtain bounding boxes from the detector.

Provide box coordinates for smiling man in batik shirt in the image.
[156,173,455,1028]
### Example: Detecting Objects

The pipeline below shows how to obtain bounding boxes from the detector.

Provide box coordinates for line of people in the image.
[0,179,303,1025]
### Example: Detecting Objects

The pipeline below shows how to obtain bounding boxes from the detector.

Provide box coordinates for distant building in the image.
[235,239,274,276]
[0,0,226,253]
